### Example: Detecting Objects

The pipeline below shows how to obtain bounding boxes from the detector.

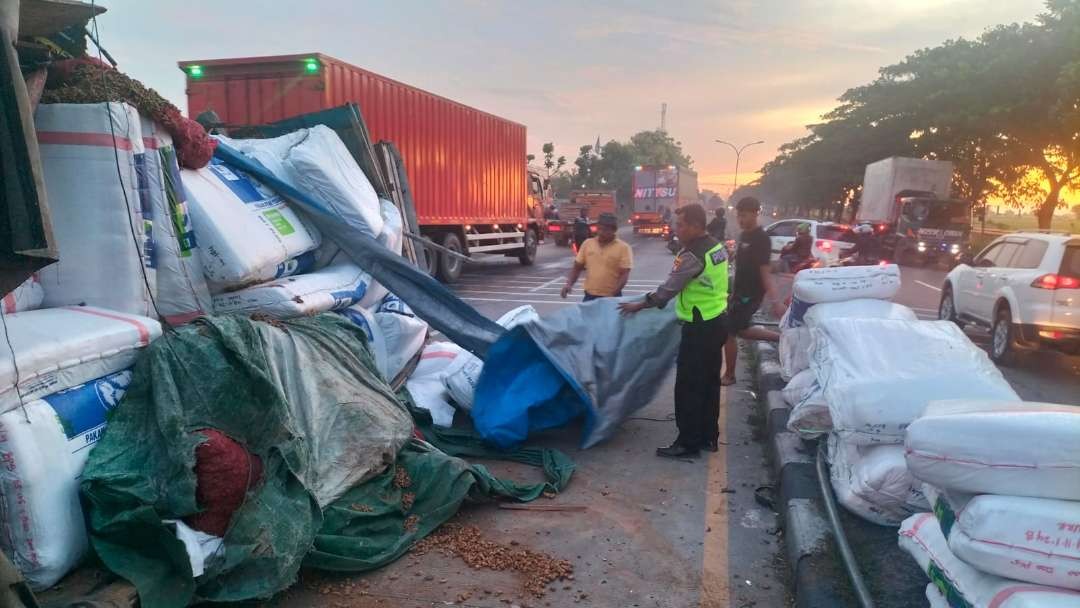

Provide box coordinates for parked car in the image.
[764,219,855,266]
[939,232,1080,363]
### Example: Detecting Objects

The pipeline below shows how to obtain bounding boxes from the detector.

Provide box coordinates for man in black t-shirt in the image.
[721,197,785,386]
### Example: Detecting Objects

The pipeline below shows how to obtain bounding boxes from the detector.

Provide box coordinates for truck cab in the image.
[887,192,971,267]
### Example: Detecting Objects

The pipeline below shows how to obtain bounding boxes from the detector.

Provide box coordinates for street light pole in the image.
[715,139,764,200]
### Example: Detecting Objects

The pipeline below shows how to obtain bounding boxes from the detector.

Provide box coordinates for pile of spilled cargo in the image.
[776,264,1080,606]
[0,57,578,606]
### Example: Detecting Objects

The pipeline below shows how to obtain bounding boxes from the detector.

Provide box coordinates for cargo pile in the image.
[0,87,571,604]
[778,264,1019,526]
[898,400,1080,606]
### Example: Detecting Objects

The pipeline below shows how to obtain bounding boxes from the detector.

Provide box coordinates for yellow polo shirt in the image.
[576,237,633,296]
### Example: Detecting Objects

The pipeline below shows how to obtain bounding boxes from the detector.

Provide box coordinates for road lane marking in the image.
[915,280,942,292]
[460,297,576,305]
[701,387,730,608]
[530,277,563,292]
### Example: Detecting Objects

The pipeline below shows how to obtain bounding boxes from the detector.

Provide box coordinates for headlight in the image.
[950,244,960,253]
[917,242,927,252]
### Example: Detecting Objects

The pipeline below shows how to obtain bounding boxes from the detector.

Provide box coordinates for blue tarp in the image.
[472,298,681,449]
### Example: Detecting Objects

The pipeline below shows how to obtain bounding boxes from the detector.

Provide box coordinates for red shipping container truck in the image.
[178,53,551,281]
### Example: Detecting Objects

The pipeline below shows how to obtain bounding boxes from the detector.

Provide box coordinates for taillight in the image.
[816,240,833,252]
[1032,274,1080,290]
[877,223,888,233]
[590,225,598,233]
[633,214,640,220]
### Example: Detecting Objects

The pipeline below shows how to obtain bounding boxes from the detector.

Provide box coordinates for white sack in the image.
[378,198,404,255]
[140,117,212,324]
[899,514,1080,608]
[780,299,916,379]
[792,264,901,304]
[811,319,1018,445]
[406,342,463,427]
[927,487,1080,590]
[925,583,949,608]
[339,305,428,381]
[779,326,812,381]
[0,306,160,414]
[182,158,319,291]
[213,261,374,319]
[441,306,540,411]
[1,274,43,314]
[828,435,928,526]
[905,400,1080,500]
[0,370,132,589]
[35,102,156,316]
[379,293,415,317]
[284,125,384,237]
[782,369,816,407]
[786,384,831,438]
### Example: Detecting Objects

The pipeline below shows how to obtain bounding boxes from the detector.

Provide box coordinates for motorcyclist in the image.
[780,223,814,272]
[847,224,881,264]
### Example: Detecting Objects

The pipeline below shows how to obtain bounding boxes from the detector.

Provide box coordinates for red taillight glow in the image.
[633,214,641,220]
[590,225,598,233]
[549,224,561,231]
[877,223,888,233]
[1032,274,1080,290]
[816,240,833,252]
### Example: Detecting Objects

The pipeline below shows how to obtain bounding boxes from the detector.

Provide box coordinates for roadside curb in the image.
[752,341,851,607]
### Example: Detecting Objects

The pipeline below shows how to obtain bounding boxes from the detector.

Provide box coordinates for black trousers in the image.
[673,314,728,449]
[583,290,622,302]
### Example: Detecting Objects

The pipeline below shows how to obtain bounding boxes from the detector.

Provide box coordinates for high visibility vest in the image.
[676,241,729,322]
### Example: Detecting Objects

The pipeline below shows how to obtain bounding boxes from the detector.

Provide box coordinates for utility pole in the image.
[660,103,667,132]
[715,139,764,198]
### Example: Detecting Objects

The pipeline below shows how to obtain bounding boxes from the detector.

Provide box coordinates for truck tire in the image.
[419,239,438,277]
[436,232,465,283]
[518,228,538,266]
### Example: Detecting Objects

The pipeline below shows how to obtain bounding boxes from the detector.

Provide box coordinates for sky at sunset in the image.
[97,0,1049,198]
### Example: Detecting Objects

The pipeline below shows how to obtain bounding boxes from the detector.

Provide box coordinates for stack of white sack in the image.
[899,399,1080,599]
[899,513,1080,607]
[404,306,540,427]
[34,104,217,323]
[338,295,429,383]
[0,307,161,589]
[207,127,410,315]
[778,264,903,380]
[826,435,928,526]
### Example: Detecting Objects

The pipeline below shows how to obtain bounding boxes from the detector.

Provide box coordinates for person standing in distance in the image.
[721,197,784,386]
[707,208,727,241]
[619,204,729,459]
[562,213,632,301]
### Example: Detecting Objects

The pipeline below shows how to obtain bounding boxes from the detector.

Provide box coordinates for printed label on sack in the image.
[207,158,283,209]
[161,146,197,258]
[263,209,296,235]
[134,152,157,269]
[42,370,132,455]
[274,251,317,279]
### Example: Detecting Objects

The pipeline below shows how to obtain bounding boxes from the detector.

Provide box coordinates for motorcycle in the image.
[839,253,890,267]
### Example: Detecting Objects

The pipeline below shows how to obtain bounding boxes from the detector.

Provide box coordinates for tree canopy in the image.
[756,0,1080,228]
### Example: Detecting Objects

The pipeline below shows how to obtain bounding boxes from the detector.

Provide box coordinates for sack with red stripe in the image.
[1,274,43,314]
[0,306,161,414]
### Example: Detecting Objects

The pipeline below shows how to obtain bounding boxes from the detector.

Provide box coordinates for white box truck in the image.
[858,157,971,266]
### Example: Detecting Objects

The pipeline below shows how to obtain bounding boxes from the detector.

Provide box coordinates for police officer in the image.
[619,203,728,458]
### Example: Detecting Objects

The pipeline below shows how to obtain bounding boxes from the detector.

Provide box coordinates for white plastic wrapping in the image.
[792,264,901,304]
[405,342,464,427]
[927,487,1080,590]
[0,306,161,414]
[212,261,374,319]
[811,319,1018,445]
[781,369,816,407]
[1,274,43,314]
[925,583,949,608]
[0,370,132,589]
[140,117,212,324]
[339,305,428,382]
[779,326,812,381]
[898,514,1080,608]
[377,198,404,255]
[906,400,1080,500]
[441,306,541,411]
[827,435,928,526]
[182,158,320,291]
[35,102,156,316]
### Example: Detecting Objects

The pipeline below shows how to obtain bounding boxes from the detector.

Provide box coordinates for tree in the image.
[541,142,566,178]
[1072,203,1080,220]
[526,153,535,163]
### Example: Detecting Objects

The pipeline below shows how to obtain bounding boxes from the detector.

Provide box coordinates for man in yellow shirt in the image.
[560,213,633,301]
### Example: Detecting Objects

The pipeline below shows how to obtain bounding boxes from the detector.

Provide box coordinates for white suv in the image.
[939,232,1080,363]
[764,219,855,266]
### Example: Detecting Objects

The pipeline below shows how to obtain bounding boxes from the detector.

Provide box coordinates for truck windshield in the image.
[925,201,970,227]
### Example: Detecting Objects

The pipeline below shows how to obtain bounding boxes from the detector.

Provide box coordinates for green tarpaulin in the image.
[81,314,572,607]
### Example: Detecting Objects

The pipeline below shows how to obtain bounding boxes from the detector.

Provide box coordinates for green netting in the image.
[80,314,574,608]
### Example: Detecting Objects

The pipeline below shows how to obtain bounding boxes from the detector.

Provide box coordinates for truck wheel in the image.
[518,228,538,266]
[419,239,438,277]
[436,232,464,283]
